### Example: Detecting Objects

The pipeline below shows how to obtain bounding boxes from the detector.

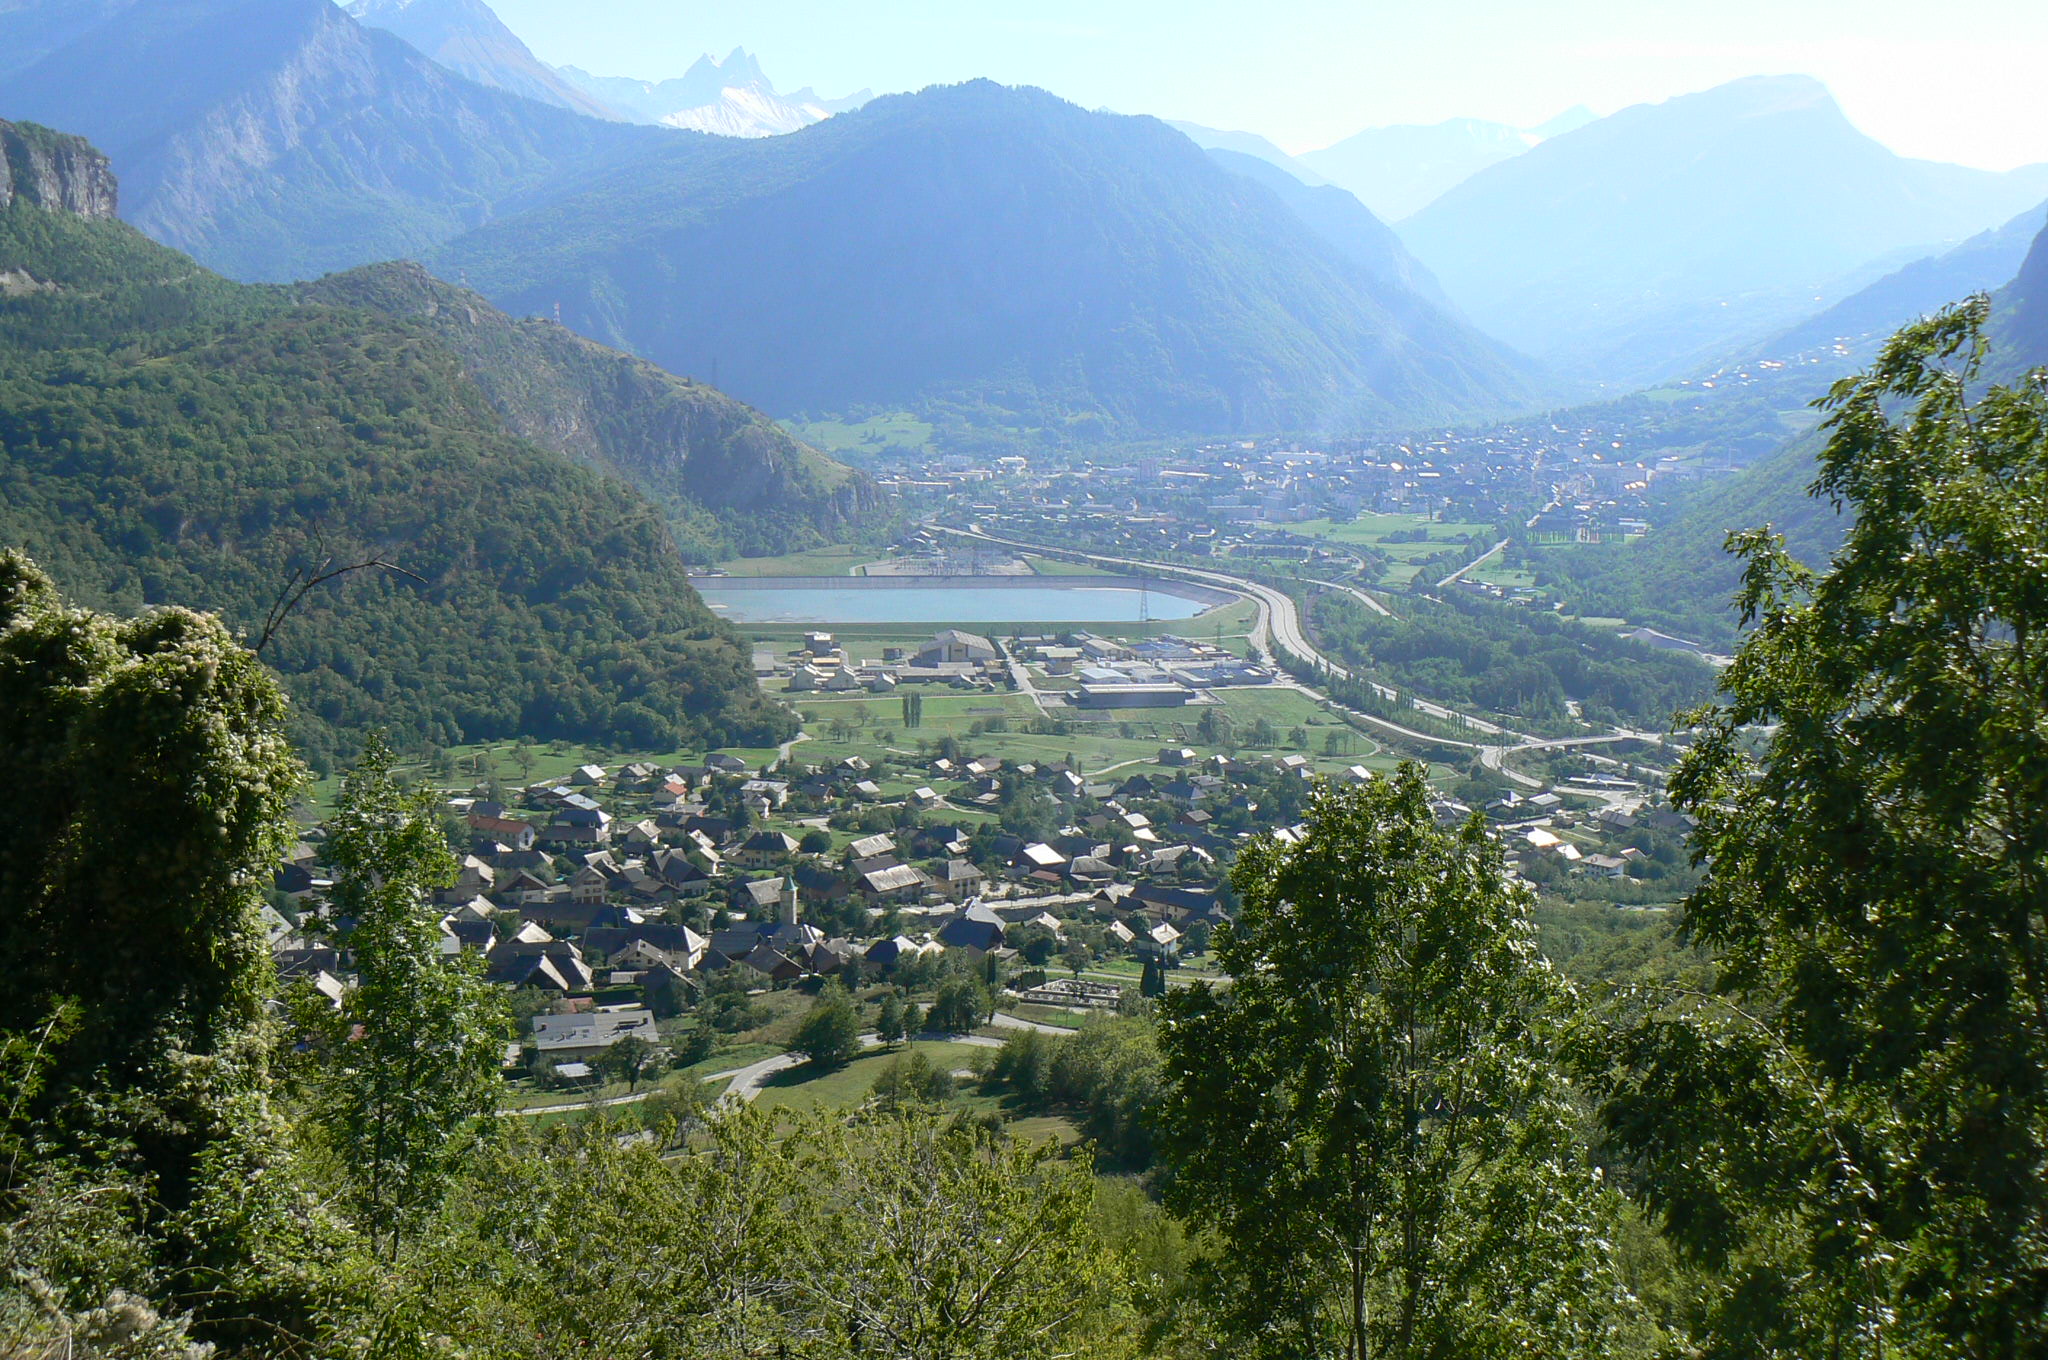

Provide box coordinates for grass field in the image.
[998,1004,1089,1030]
[752,1040,991,1115]
[1464,560,1542,590]
[1292,514,1498,586]
[786,412,937,456]
[712,544,875,577]
[1293,512,1497,548]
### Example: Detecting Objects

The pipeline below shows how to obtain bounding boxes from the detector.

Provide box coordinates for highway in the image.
[932,524,1655,789]
[934,524,1496,741]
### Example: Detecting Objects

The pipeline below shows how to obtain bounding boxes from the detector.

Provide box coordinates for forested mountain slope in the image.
[0,121,789,766]
[1538,433,1845,650]
[434,81,1547,437]
[1549,215,2048,648]
[1992,213,2048,375]
[1203,147,1454,311]
[298,261,877,558]
[0,0,667,281]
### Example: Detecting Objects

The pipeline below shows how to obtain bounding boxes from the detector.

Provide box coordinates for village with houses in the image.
[267,625,1699,1119]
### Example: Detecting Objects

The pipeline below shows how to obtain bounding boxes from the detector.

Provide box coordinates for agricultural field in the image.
[789,683,1430,784]
[1292,513,1499,586]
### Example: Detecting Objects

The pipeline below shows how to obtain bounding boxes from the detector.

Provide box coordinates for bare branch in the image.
[254,551,425,656]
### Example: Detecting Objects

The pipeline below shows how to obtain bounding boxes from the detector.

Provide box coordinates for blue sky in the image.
[482,0,2048,169]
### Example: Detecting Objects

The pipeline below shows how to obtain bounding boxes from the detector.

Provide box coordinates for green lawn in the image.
[997,1004,1088,1030]
[1024,555,1117,576]
[1293,512,1497,553]
[1005,1114,1085,1146]
[752,1040,990,1114]
[783,679,1448,780]
[686,1043,783,1080]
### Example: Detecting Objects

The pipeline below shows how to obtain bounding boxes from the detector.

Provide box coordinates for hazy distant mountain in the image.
[1527,106,1598,139]
[434,81,1545,437]
[1302,117,1531,221]
[1991,214,2048,376]
[346,0,622,119]
[1401,76,2048,385]
[1761,198,2048,362]
[0,0,665,281]
[1204,148,1452,310]
[557,48,871,139]
[1169,121,1328,185]
[0,0,139,80]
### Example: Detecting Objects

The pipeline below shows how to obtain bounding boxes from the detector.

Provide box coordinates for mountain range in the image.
[1300,108,1595,221]
[558,49,872,138]
[0,0,1530,438]
[342,0,872,137]
[429,80,1543,436]
[1399,76,2048,386]
[1201,149,1452,310]
[1757,199,2048,364]
[1168,122,1329,186]
[0,0,668,281]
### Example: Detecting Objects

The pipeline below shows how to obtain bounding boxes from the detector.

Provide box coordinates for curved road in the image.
[718,1013,1073,1105]
[507,1010,1073,1117]
[934,524,1656,789]
[935,525,1512,751]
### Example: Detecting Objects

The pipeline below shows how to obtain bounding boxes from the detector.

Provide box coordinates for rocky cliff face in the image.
[0,119,117,217]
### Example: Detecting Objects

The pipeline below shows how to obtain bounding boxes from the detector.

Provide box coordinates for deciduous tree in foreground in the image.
[1156,764,1622,1360]
[1584,298,2048,1359]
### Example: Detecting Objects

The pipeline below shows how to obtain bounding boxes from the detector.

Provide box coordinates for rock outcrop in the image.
[0,119,117,218]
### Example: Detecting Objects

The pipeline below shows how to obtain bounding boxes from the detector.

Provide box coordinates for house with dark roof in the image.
[936,903,1007,955]
[542,794,612,847]
[467,814,536,851]
[932,859,986,901]
[733,830,800,869]
[864,935,923,967]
